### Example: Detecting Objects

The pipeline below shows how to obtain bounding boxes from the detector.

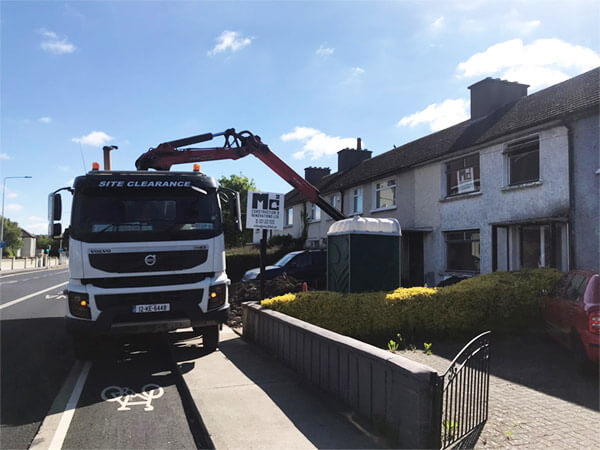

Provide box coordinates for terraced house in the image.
[277,67,599,287]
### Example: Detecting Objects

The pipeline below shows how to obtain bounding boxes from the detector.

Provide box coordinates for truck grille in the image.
[95,288,204,310]
[89,249,208,273]
[82,273,213,289]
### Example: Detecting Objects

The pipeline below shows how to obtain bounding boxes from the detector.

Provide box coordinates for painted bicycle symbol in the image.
[101,384,164,411]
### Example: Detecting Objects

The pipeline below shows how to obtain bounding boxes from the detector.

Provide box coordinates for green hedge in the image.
[261,268,562,344]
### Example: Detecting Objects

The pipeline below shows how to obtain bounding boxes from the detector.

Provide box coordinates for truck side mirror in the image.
[52,193,62,221]
[52,223,62,238]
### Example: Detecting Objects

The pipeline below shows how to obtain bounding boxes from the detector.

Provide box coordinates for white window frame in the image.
[308,202,321,222]
[285,207,293,227]
[351,187,363,215]
[504,136,540,187]
[326,194,339,221]
[371,178,397,212]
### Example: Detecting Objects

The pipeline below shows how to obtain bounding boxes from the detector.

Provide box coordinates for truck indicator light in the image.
[193,164,200,172]
[92,162,100,171]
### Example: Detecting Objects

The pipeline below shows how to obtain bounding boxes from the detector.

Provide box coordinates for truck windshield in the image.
[71,189,222,242]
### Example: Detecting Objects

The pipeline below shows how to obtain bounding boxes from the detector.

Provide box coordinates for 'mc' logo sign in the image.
[246,191,284,230]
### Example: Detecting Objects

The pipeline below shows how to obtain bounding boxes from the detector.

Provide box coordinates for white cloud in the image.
[72,131,114,147]
[457,39,600,90]
[28,216,46,222]
[398,98,469,132]
[66,178,75,186]
[432,16,445,29]
[351,67,365,75]
[281,127,357,160]
[39,29,76,54]
[5,203,24,212]
[316,45,334,56]
[6,190,18,199]
[57,165,70,172]
[208,31,252,56]
[24,221,48,235]
[39,117,52,123]
[0,153,12,160]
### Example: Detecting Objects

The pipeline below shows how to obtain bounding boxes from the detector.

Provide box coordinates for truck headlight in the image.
[68,291,91,319]
[208,284,226,310]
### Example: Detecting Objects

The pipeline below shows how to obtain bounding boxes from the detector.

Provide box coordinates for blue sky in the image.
[1,0,599,234]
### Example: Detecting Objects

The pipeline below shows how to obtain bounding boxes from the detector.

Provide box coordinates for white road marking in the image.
[101,384,164,411]
[0,282,68,310]
[0,267,68,280]
[48,360,92,450]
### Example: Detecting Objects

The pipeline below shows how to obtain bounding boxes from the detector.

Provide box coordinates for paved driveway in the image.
[397,333,599,449]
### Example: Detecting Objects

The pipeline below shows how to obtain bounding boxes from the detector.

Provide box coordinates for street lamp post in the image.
[1,176,32,271]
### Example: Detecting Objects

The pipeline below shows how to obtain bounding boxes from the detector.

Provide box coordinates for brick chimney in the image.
[468,78,529,119]
[304,167,331,185]
[337,138,372,172]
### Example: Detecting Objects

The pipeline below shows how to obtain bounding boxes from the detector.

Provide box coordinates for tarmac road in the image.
[1,267,380,450]
[0,268,72,449]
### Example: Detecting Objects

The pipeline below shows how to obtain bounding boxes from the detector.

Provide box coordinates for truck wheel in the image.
[201,325,219,352]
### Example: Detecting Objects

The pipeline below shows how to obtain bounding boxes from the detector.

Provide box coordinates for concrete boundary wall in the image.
[242,302,442,449]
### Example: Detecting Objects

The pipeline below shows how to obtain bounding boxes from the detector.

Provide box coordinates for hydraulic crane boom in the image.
[135,129,346,221]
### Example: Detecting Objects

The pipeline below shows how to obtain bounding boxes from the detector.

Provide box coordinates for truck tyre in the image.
[200,325,219,352]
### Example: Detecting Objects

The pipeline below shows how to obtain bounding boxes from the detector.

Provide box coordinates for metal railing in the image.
[440,331,491,449]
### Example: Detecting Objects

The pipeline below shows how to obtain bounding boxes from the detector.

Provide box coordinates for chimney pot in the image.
[357,137,362,151]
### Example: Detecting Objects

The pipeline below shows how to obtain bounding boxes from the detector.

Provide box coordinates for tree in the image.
[1,217,23,256]
[218,173,257,248]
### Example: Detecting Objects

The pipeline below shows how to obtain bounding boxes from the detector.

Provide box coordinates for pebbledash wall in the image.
[275,69,599,285]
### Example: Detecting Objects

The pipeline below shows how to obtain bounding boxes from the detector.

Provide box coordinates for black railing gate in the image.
[439,331,491,449]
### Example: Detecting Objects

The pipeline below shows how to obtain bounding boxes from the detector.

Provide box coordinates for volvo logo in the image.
[144,254,157,266]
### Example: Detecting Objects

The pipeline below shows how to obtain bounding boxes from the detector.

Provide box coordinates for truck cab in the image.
[49,168,241,357]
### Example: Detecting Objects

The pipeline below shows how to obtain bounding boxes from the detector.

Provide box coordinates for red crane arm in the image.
[135,129,346,221]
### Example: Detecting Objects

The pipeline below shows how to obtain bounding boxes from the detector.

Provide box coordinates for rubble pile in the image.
[227,274,304,329]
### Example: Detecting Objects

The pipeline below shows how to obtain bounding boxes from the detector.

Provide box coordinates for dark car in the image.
[541,269,599,366]
[242,249,326,288]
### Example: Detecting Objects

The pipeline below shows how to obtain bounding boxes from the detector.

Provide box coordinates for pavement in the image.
[170,327,380,449]
[397,335,600,449]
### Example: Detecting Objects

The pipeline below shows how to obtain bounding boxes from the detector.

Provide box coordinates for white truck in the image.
[49,166,241,358]
[49,129,344,358]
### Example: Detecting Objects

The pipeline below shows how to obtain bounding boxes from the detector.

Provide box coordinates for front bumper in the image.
[66,306,229,336]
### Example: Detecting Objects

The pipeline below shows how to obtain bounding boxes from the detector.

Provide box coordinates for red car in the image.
[542,270,600,366]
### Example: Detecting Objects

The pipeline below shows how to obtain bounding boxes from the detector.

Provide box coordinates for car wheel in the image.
[196,325,219,352]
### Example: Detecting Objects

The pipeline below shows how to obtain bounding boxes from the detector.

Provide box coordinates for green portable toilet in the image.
[327,216,401,293]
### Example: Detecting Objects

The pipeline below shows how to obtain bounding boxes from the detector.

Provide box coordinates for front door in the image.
[402,232,424,287]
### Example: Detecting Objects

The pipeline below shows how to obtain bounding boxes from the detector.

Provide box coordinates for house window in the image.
[308,239,320,249]
[507,137,539,185]
[374,179,396,209]
[308,203,321,222]
[352,188,363,214]
[329,194,338,209]
[285,207,293,227]
[521,225,551,268]
[445,230,480,272]
[446,154,480,196]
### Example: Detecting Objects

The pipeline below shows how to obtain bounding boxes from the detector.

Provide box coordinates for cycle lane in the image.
[34,337,198,450]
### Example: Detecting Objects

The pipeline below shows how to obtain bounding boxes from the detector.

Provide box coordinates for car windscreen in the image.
[274,252,300,267]
[71,188,222,242]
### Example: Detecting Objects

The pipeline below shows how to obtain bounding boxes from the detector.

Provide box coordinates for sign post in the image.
[246,191,284,300]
